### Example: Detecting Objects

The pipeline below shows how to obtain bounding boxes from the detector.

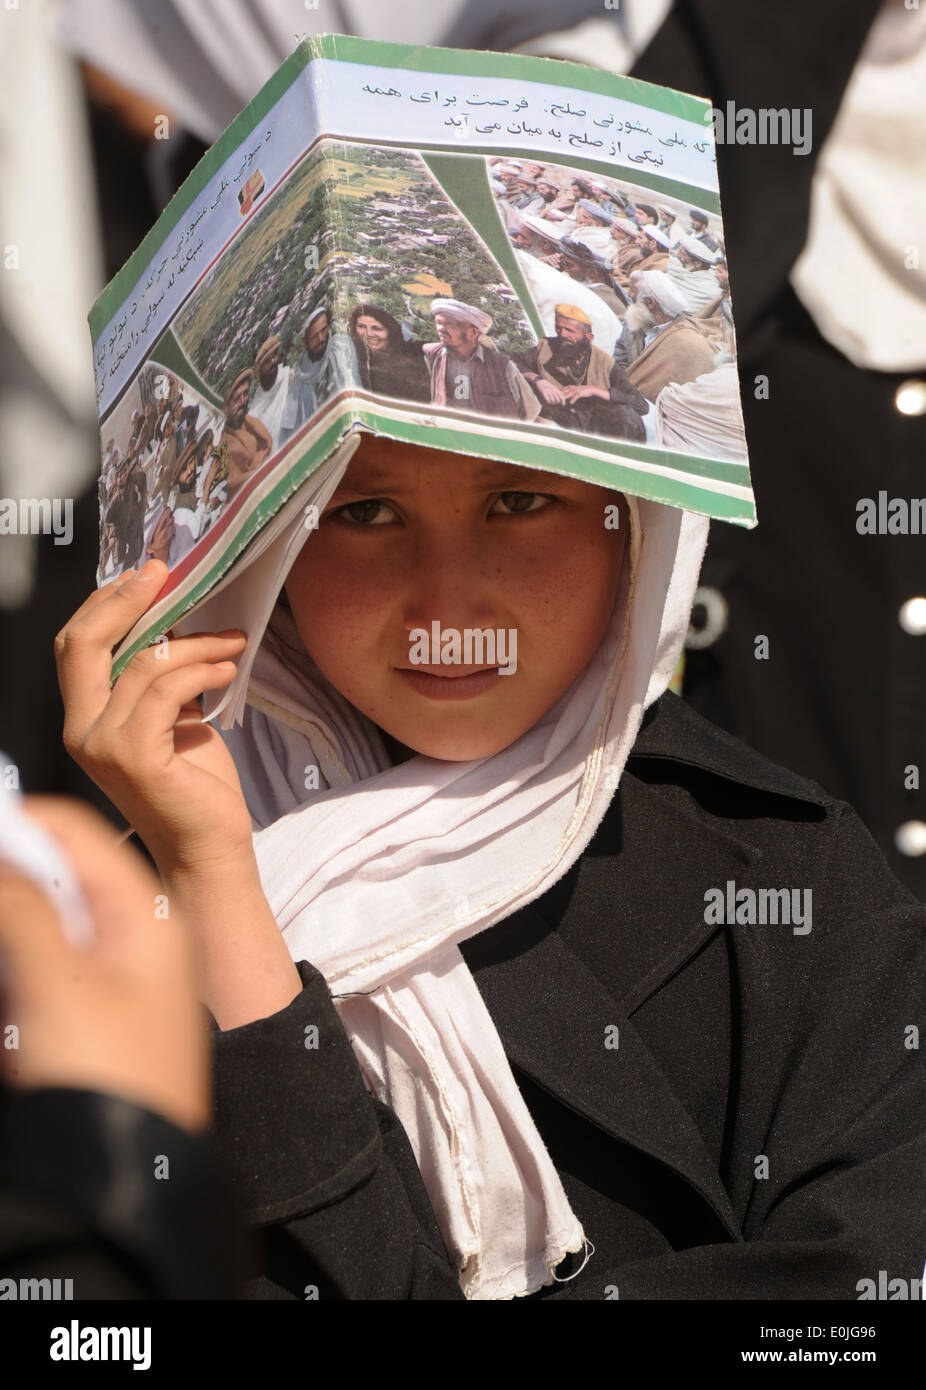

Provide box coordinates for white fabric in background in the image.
[57,0,479,145]
[789,3,926,371]
[0,750,95,949]
[0,0,103,607]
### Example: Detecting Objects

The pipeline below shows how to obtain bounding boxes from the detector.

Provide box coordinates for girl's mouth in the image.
[396,667,503,700]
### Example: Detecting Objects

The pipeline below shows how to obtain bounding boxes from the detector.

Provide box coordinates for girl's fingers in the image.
[107,660,240,752]
[55,563,168,733]
[57,561,245,745]
[102,632,246,730]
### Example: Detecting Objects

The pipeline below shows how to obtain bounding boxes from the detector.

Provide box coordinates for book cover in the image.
[89,33,752,714]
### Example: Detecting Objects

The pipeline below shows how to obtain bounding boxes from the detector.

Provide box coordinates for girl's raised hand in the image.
[55,559,254,880]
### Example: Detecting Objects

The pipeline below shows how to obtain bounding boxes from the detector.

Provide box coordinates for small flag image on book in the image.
[238,170,266,215]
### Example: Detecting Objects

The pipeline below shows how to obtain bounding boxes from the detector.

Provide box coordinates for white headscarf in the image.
[173,436,709,1299]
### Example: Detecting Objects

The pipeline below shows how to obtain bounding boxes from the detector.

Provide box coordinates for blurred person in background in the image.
[0,781,243,1296]
[0,0,184,844]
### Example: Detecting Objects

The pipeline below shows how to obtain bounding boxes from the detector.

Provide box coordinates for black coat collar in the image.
[630,690,828,808]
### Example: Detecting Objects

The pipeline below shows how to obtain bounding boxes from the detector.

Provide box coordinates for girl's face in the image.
[284,435,628,762]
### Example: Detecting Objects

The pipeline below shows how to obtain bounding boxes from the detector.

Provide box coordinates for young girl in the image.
[57,431,926,1300]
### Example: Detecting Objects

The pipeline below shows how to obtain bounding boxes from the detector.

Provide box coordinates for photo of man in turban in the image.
[666,234,725,313]
[248,335,296,455]
[201,368,272,509]
[514,304,648,442]
[423,298,540,421]
[618,271,716,396]
[288,306,360,436]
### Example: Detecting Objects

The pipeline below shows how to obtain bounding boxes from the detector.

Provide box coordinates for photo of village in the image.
[171,138,541,455]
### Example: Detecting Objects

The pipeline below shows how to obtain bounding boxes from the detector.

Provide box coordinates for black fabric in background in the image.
[630,0,926,897]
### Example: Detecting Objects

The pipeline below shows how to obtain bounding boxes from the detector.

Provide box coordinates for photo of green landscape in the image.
[173,138,537,404]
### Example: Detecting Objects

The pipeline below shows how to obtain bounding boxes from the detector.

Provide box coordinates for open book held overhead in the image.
[90,33,750,729]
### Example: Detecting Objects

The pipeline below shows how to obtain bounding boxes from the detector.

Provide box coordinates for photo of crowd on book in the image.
[490,157,745,464]
[97,363,226,583]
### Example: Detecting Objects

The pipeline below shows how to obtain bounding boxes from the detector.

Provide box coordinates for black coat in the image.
[204,692,926,1299]
[629,0,926,898]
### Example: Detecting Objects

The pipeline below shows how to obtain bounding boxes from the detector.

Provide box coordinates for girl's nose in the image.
[400,535,497,634]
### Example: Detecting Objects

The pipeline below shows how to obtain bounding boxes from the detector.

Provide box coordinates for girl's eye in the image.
[333,499,397,526]
[489,491,553,516]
